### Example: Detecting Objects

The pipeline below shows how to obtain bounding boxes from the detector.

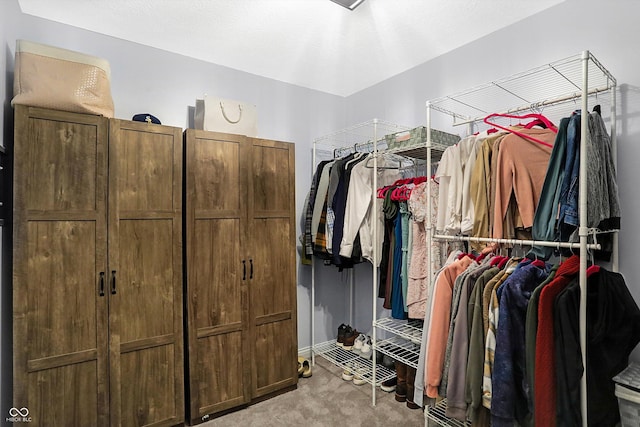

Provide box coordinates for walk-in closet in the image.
[4,2,640,426]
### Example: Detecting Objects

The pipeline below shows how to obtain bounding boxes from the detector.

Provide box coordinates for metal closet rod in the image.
[432,234,602,251]
[332,138,391,157]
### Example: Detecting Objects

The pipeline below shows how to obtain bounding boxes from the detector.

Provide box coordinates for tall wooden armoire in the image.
[12,105,184,427]
[183,129,297,424]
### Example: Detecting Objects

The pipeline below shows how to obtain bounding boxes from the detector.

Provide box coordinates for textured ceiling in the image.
[18,0,564,96]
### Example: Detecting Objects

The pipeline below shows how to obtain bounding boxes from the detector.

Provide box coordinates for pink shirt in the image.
[425,255,474,398]
[492,128,555,239]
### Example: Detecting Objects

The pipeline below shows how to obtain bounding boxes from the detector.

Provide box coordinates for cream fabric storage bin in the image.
[12,40,114,117]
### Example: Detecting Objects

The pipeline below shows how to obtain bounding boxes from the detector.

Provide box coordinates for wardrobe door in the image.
[248,138,298,399]
[13,105,109,426]
[108,120,184,427]
[184,130,250,422]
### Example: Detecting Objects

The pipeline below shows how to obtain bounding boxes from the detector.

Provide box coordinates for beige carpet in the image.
[201,357,426,427]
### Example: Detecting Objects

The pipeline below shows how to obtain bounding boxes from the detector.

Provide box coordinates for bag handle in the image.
[220,101,243,124]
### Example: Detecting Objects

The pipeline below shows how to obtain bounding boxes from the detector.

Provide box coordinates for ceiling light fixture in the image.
[330,0,366,11]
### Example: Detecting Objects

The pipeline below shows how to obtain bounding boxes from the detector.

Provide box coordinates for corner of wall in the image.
[0,0,15,418]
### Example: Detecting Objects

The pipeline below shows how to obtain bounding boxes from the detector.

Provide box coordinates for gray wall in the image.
[1,0,12,417]
[3,0,640,415]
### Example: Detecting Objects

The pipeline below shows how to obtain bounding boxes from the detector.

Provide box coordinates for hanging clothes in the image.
[491,260,551,427]
[439,260,484,399]
[492,127,556,240]
[311,159,336,245]
[482,257,523,410]
[330,153,367,268]
[470,132,508,251]
[425,255,474,398]
[534,255,580,427]
[382,188,398,308]
[530,110,621,260]
[445,259,495,420]
[406,180,443,320]
[465,264,501,423]
[460,132,492,235]
[414,250,462,407]
[303,159,331,256]
[554,268,640,427]
[529,117,570,259]
[524,263,559,425]
[340,155,401,265]
[399,200,411,312]
[391,209,407,319]
[435,144,462,235]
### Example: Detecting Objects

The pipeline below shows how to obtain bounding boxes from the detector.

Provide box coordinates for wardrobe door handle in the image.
[111,270,117,295]
[99,272,105,297]
[249,259,253,280]
[242,260,246,281]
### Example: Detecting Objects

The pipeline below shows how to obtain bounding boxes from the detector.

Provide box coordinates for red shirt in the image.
[534,255,580,427]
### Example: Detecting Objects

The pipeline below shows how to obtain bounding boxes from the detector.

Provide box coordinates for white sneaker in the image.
[353,367,368,386]
[360,336,372,360]
[342,363,355,381]
[352,333,367,355]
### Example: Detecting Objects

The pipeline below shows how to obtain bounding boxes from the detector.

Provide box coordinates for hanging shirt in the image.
[529,118,570,260]
[407,180,443,320]
[304,160,330,255]
[435,145,463,234]
[439,261,483,398]
[311,160,335,244]
[445,261,495,421]
[391,211,407,320]
[482,258,521,410]
[470,133,507,251]
[414,250,462,407]
[492,128,556,240]
[340,155,401,265]
[491,261,551,427]
[535,254,580,427]
[465,265,501,423]
[460,133,488,235]
[425,255,474,398]
[555,268,640,427]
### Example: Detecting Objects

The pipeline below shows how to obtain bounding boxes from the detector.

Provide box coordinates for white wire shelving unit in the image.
[309,118,460,406]
[423,51,617,427]
[310,119,412,403]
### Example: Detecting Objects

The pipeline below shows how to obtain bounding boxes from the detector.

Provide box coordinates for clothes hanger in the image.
[473,127,501,136]
[483,112,557,148]
[376,184,395,199]
[497,256,510,269]
[391,185,406,201]
[523,118,548,129]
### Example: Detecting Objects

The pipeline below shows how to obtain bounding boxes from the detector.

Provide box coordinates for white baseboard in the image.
[297,346,312,359]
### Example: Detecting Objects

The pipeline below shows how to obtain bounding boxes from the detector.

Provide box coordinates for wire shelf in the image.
[313,119,412,154]
[384,140,456,162]
[425,399,471,427]
[428,52,616,128]
[374,317,423,345]
[375,336,420,369]
[313,340,396,386]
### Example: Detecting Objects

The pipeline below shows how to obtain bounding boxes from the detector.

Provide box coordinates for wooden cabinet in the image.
[12,105,184,427]
[183,129,297,424]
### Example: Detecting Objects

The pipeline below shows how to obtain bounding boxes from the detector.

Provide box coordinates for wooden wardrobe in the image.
[12,105,184,427]
[183,129,298,424]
